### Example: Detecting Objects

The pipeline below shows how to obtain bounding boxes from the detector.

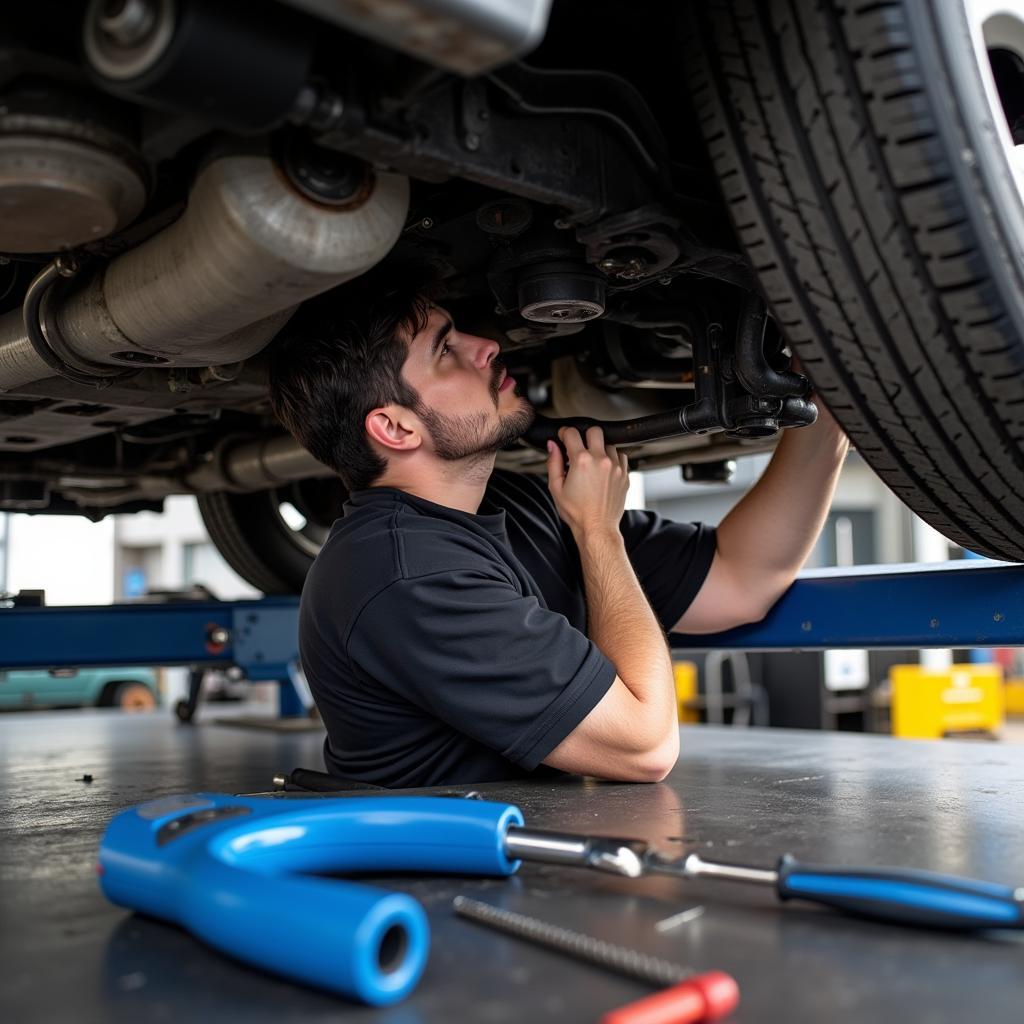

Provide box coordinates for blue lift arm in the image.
[671,560,1024,651]
[0,596,300,677]
[0,561,1021,675]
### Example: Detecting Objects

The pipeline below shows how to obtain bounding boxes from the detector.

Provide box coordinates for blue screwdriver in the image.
[505,827,1024,930]
[99,794,1024,1009]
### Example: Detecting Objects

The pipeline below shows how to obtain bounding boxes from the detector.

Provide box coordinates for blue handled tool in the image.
[98,793,523,1006]
[98,794,1024,1008]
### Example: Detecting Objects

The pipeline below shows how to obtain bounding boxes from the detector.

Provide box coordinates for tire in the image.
[687,0,1024,560]
[198,477,348,594]
[108,682,157,712]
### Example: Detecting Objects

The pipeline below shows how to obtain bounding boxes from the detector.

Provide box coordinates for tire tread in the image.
[686,0,1024,559]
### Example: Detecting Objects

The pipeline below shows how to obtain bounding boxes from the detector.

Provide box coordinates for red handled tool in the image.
[453,896,738,1023]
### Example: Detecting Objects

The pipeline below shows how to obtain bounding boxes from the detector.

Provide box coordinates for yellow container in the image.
[673,660,699,724]
[890,664,1004,739]
[1004,679,1024,717]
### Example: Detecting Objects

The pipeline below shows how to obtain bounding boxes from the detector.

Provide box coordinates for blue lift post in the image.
[0,561,1021,717]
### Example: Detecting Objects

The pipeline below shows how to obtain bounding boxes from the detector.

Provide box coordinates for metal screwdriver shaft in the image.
[452,895,691,988]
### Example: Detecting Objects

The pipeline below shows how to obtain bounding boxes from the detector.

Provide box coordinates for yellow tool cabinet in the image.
[890,664,1004,739]
[673,660,700,724]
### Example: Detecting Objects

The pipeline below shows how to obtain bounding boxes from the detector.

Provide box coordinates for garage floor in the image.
[3,711,1024,1023]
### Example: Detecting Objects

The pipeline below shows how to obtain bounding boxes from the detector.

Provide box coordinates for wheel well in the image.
[96,679,145,706]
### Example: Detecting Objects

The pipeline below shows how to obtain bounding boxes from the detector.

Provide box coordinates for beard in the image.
[413,360,535,462]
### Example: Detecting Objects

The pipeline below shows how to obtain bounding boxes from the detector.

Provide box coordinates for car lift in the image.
[0,593,310,721]
[0,560,1021,720]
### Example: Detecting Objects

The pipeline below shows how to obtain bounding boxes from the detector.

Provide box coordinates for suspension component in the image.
[524,305,817,450]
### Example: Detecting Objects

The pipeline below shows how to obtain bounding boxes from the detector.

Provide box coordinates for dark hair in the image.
[268,265,434,491]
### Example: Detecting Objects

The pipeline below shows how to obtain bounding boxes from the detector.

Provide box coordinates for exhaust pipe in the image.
[0,152,409,391]
[186,433,333,493]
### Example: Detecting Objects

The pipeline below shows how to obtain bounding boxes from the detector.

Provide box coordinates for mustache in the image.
[490,358,507,399]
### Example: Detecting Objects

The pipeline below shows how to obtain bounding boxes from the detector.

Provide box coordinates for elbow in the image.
[738,601,771,627]
[705,601,769,633]
[735,582,788,627]
[632,728,680,783]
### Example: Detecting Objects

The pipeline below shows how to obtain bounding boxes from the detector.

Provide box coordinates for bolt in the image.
[548,308,574,320]
[930,618,940,629]
[310,91,344,132]
[994,612,1005,622]
[419,217,434,230]
[99,0,157,47]
[56,253,81,277]
[553,218,573,230]
[658,275,672,286]
[801,621,812,632]
[618,257,649,280]
[291,85,345,131]
[464,132,480,152]
[0,256,11,266]
[289,84,318,124]
[207,626,230,647]
[597,258,622,273]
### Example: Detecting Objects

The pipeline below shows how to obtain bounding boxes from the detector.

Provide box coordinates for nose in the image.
[466,333,500,369]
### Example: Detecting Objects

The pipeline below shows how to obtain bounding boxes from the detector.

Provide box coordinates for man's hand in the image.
[546,426,630,540]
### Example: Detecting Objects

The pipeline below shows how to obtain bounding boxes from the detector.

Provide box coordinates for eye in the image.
[439,340,452,357]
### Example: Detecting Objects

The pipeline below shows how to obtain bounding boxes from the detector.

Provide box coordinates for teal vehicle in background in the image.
[0,666,159,711]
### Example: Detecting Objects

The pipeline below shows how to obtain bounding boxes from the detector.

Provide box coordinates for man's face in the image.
[400,306,535,461]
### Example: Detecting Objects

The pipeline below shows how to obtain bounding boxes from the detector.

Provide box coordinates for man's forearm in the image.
[577,529,676,745]
[716,411,850,611]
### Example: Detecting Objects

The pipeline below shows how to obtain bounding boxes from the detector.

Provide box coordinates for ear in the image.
[365,405,422,453]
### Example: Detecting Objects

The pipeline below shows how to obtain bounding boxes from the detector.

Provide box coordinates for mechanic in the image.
[269,273,849,788]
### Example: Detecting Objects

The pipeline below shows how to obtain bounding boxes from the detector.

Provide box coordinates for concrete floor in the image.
[4,709,1024,1024]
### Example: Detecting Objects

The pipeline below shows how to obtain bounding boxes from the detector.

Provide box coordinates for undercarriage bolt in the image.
[618,257,649,280]
[98,0,157,47]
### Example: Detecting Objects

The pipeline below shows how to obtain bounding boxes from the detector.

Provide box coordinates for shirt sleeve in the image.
[619,511,718,631]
[346,568,616,770]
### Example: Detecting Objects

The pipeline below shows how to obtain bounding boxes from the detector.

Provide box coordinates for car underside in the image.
[2,0,1024,592]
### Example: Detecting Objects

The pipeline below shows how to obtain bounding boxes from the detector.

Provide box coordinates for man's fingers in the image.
[618,449,630,474]
[585,425,606,453]
[545,441,564,493]
[559,426,586,458]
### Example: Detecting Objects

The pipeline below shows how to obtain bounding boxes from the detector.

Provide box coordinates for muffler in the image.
[0,151,409,391]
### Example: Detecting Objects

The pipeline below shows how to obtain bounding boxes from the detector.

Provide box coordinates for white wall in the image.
[115,495,258,600]
[7,513,115,605]
[3,495,257,608]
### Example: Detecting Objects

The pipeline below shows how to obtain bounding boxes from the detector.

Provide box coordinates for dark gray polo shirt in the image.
[299,470,716,787]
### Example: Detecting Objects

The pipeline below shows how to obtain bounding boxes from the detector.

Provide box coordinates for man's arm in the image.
[542,426,679,782]
[674,399,850,634]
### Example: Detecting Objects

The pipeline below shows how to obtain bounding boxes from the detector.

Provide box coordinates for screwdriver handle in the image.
[775,854,1024,929]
